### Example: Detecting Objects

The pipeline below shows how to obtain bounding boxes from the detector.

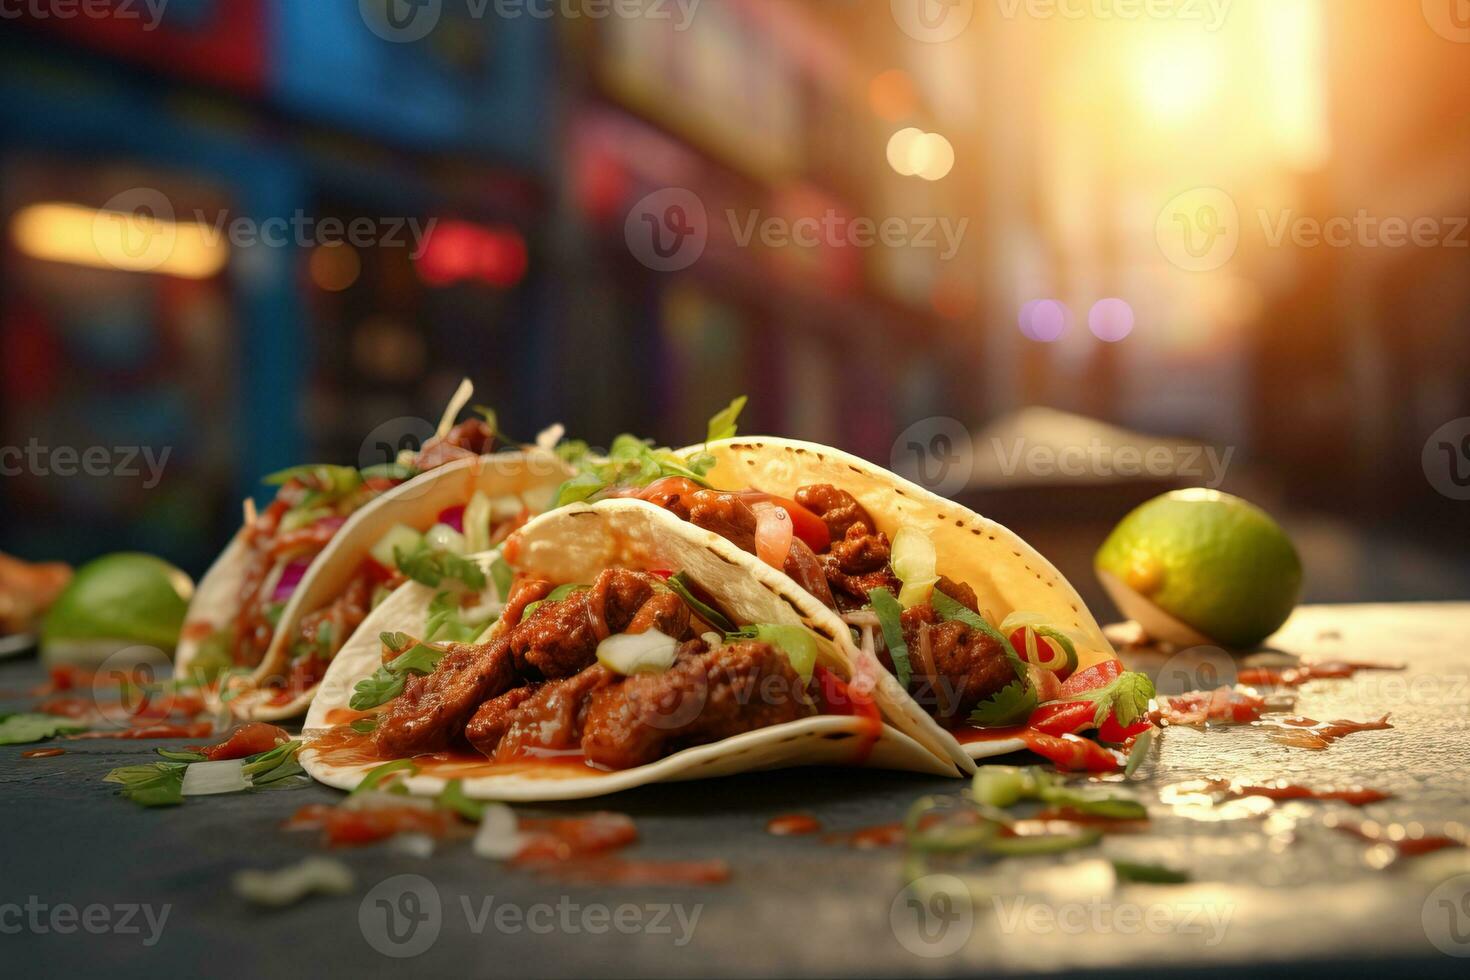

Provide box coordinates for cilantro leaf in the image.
[706,395,748,443]
[867,587,911,688]
[969,679,1040,727]
[0,714,88,745]
[349,640,448,710]
[1057,671,1157,729]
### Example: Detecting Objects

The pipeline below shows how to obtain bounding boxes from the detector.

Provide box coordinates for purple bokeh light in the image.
[1088,298,1135,342]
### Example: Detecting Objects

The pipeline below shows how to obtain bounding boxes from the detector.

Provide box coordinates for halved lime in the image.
[41,553,193,665]
[1095,490,1302,649]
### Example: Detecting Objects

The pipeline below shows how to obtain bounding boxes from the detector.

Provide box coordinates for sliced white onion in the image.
[701,631,723,649]
[596,630,678,675]
[472,803,524,860]
[389,833,437,858]
[340,790,436,812]
[535,423,566,451]
[181,759,251,796]
[841,611,882,628]
[752,503,794,570]
[232,857,354,908]
[424,523,467,555]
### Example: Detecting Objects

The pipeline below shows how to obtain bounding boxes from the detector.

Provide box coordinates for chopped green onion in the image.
[370,523,423,569]
[891,528,939,608]
[351,760,418,796]
[1112,860,1191,884]
[972,766,1032,808]
[437,779,487,822]
[868,587,911,687]
[181,759,251,797]
[1124,728,1155,778]
[667,573,735,633]
[724,624,818,683]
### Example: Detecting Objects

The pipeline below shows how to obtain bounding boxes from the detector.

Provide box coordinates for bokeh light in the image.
[868,69,918,123]
[1088,298,1135,342]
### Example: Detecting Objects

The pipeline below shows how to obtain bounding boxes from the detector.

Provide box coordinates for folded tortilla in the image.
[672,437,1120,763]
[177,450,570,721]
[301,500,965,802]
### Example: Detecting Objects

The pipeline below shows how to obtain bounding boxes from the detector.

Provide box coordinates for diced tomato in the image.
[1097,714,1153,743]
[648,569,674,581]
[287,803,459,847]
[1040,659,1151,741]
[193,722,291,761]
[363,476,400,493]
[40,696,92,718]
[814,666,881,728]
[1027,701,1096,737]
[513,813,638,864]
[1018,730,1124,772]
[45,665,88,692]
[1059,660,1122,697]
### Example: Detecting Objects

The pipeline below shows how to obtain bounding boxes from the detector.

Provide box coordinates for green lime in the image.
[1095,490,1302,649]
[41,553,193,663]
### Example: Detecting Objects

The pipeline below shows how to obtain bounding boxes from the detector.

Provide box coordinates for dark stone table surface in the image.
[4,603,1469,979]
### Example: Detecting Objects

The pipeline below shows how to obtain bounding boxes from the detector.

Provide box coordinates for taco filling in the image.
[605,478,1034,724]
[347,567,870,772]
[186,418,514,687]
[549,406,1140,744]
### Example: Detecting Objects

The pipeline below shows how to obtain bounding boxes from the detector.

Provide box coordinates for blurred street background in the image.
[1,0,1468,618]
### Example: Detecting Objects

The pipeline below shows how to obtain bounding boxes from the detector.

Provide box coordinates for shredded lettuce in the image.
[706,395,747,443]
[394,540,487,590]
[551,399,747,506]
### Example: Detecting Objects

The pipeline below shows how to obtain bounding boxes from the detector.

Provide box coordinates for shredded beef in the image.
[372,638,518,757]
[514,568,673,678]
[898,604,1014,721]
[794,484,877,541]
[412,419,496,471]
[819,524,901,611]
[490,667,615,761]
[685,490,757,553]
[464,685,541,756]
[580,640,816,770]
[372,568,681,757]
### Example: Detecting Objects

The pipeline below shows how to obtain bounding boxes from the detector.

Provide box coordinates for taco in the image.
[176,384,570,721]
[551,422,1148,765]
[301,500,965,802]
